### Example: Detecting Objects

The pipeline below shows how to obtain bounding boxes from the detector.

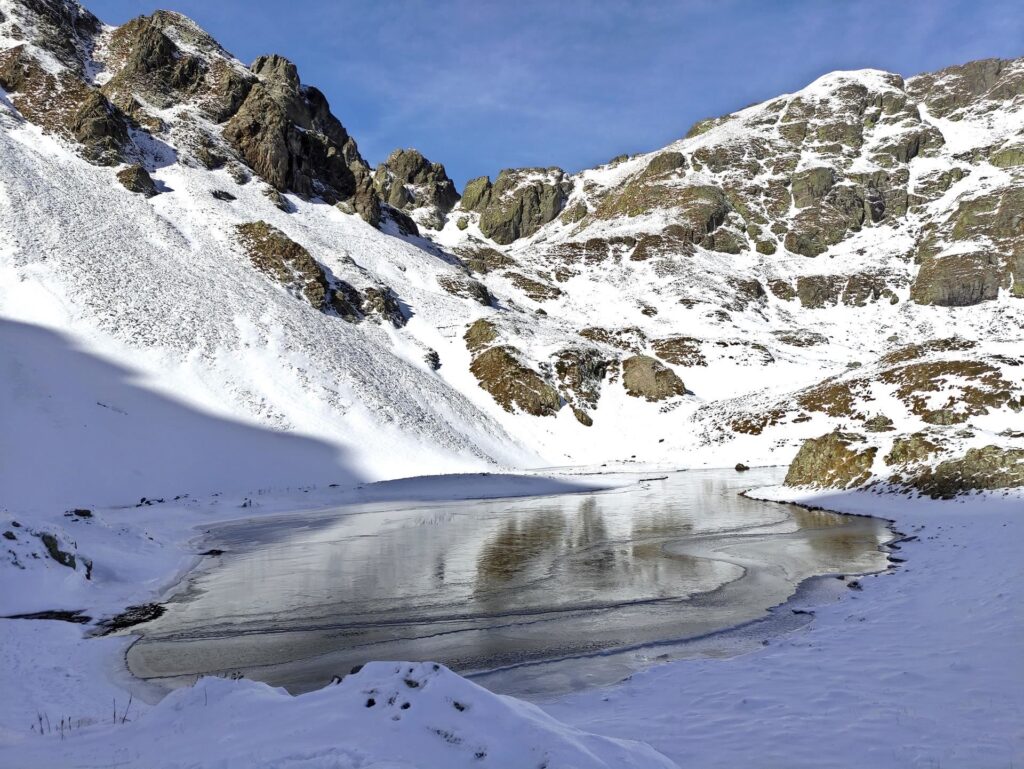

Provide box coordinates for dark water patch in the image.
[97,603,166,635]
[5,609,91,624]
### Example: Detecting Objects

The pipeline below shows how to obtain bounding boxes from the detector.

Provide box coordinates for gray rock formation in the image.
[223,54,376,222]
[373,148,458,230]
[462,168,573,244]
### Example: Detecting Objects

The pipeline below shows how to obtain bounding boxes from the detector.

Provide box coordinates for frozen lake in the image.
[127,468,892,696]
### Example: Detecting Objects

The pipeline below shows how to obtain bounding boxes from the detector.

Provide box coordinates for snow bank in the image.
[5,662,676,769]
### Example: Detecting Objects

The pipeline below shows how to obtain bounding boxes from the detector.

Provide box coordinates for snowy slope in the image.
[1,0,1022,512]
[431,60,1024,474]
[0,81,539,512]
[6,662,677,769]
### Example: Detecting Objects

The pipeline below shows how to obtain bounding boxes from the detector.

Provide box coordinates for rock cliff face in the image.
[373,148,458,230]
[223,54,377,220]
[1,0,1021,495]
[459,168,573,244]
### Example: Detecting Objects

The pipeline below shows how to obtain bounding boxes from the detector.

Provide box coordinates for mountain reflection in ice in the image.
[128,469,890,695]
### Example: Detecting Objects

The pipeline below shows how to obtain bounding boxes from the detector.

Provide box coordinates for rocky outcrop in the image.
[795,273,898,308]
[1,0,102,74]
[223,55,375,221]
[652,336,707,366]
[905,446,1024,498]
[784,183,866,257]
[990,144,1024,168]
[907,57,1024,119]
[101,14,210,113]
[773,329,829,347]
[464,318,498,352]
[437,274,492,305]
[554,347,609,425]
[885,432,941,466]
[234,221,328,308]
[469,346,561,416]
[911,252,1003,306]
[462,168,573,244]
[116,163,158,196]
[910,188,1024,306]
[796,275,846,308]
[791,166,835,208]
[877,358,1022,425]
[454,245,514,275]
[621,355,685,401]
[505,272,562,302]
[785,431,877,488]
[460,176,492,211]
[361,286,405,326]
[598,183,732,250]
[38,531,78,570]
[233,221,405,322]
[0,45,129,165]
[373,148,458,230]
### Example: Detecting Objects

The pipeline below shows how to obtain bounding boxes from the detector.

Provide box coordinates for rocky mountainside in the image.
[0,0,1021,507]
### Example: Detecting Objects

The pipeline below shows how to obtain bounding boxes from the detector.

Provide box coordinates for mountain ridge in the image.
[0,0,1022,509]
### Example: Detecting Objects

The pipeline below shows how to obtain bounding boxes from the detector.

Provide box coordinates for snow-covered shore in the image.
[550,486,1024,769]
[1,477,1020,768]
[0,472,643,767]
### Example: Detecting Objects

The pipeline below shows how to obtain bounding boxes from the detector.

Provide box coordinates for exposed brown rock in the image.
[470,346,561,416]
[885,433,941,466]
[622,355,685,401]
[906,446,1024,499]
[878,359,1022,424]
[464,319,498,352]
[652,336,707,366]
[234,221,327,308]
[437,275,492,306]
[785,431,877,488]
[505,272,562,302]
[116,163,158,196]
[0,46,128,165]
[579,327,647,353]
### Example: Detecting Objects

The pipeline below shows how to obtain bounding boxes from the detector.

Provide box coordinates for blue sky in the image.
[87,0,1024,188]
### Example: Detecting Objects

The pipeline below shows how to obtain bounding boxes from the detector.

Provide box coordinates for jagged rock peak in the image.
[100,11,242,120]
[222,49,377,219]
[251,53,298,89]
[373,147,459,230]
[460,167,573,244]
[1,0,381,222]
[0,0,100,74]
[0,1,128,165]
[907,56,1024,119]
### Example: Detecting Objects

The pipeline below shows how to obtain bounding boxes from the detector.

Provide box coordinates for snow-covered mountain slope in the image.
[435,62,1024,486]
[0,0,1021,509]
[0,0,541,512]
